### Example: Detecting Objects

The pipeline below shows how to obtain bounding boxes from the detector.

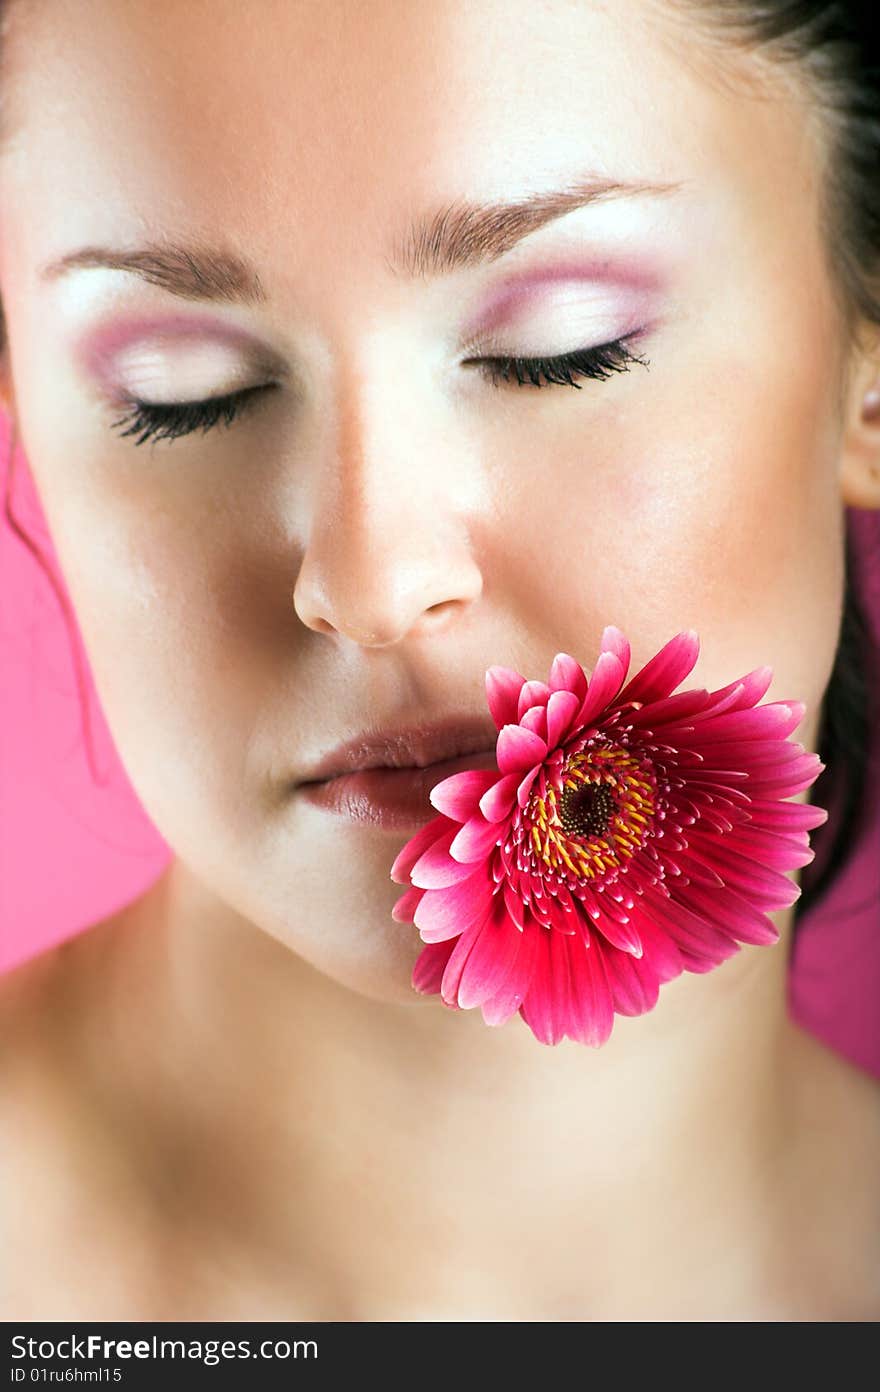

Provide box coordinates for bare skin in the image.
[3,857,880,1321]
[1,0,880,1320]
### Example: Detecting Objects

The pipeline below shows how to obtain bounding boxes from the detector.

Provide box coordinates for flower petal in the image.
[412,939,457,995]
[562,930,615,1046]
[450,814,504,863]
[518,929,564,1045]
[706,664,774,712]
[517,680,552,719]
[683,681,756,723]
[517,764,541,808]
[391,885,423,923]
[663,702,806,745]
[473,773,515,824]
[544,893,577,935]
[575,651,627,729]
[617,629,700,705]
[410,823,481,888]
[478,772,520,822]
[547,652,588,702]
[681,836,801,909]
[520,704,549,741]
[429,767,499,821]
[503,878,526,930]
[496,723,548,774]
[603,941,660,1017]
[706,824,814,870]
[546,689,582,749]
[627,687,710,729]
[592,896,644,956]
[480,917,541,1026]
[683,739,808,771]
[629,905,685,983]
[486,664,527,730]
[641,889,742,965]
[457,893,525,1009]
[440,917,489,1006]
[672,879,780,946]
[548,924,574,1034]
[740,755,825,799]
[742,797,829,833]
[390,814,456,884]
[598,625,631,678]
[663,850,725,889]
[413,864,495,942]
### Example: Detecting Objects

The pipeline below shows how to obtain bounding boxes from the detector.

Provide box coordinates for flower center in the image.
[558,780,615,837]
[522,739,659,884]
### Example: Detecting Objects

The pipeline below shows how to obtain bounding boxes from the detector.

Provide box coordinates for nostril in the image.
[414,607,461,645]
[422,599,459,628]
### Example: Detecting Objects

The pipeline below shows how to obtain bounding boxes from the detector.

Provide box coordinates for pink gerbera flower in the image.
[390,627,828,1047]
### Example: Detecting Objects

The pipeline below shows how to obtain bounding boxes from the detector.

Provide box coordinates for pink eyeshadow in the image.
[75,312,284,389]
[462,256,667,340]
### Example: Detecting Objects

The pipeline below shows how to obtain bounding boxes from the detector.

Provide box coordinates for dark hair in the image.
[801,529,873,917]
[0,0,878,927]
[676,2,879,923]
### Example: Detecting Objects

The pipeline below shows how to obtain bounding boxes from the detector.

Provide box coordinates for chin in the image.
[271,915,430,1010]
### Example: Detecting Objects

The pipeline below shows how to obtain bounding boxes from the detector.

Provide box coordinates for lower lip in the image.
[297,749,499,831]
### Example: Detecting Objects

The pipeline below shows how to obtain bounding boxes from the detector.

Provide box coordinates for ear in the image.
[0,301,16,426]
[0,363,15,425]
[839,325,880,510]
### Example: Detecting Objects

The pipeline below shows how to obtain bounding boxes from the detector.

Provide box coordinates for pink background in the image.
[1,408,878,1078]
[0,412,171,969]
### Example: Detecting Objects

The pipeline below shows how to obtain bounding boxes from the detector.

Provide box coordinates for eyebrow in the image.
[40,239,268,305]
[388,176,684,278]
[39,177,683,304]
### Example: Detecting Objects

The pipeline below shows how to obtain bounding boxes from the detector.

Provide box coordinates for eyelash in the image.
[108,382,272,447]
[108,335,649,447]
[470,334,649,390]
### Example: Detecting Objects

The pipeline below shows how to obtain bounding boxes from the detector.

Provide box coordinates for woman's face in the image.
[0,0,854,1004]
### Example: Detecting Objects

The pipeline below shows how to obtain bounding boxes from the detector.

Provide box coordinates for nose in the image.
[292,375,484,648]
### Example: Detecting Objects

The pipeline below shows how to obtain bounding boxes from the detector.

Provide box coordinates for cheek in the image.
[46,508,424,994]
[484,344,843,717]
[25,470,273,853]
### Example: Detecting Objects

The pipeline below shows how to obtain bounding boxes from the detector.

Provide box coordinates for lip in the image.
[298,746,501,831]
[295,714,501,831]
[297,714,501,783]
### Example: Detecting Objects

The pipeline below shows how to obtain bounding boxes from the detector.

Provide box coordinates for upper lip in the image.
[297,713,500,784]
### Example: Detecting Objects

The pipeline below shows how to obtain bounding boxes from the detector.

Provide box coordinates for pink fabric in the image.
[1,413,878,1077]
[0,416,171,971]
[788,506,880,1079]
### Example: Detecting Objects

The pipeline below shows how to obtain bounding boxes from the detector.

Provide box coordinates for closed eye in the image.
[467,333,650,388]
[107,334,650,447]
[108,381,276,447]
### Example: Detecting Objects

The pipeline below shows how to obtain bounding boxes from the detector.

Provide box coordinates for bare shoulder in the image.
[0,911,175,1318]
[785,1020,880,1318]
[0,946,51,1031]
[790,1016,880,1131]
[0,921,110,1071]
[0,913,130,1139]
[0,939,69,1068]
[0,896,160,1119]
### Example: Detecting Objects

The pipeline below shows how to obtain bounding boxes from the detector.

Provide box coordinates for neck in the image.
[100,857,869,1319]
